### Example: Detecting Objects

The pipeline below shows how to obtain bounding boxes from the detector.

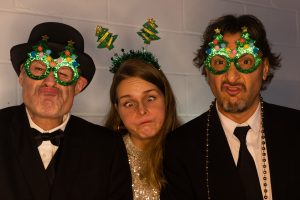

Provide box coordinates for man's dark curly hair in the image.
[193,14,281,90]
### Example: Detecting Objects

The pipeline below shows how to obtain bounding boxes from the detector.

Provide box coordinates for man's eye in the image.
[59,72,68,77]
[30,65,46,75]
[35,67,44,71]
[216,60,224,65]
[244,59,253,65]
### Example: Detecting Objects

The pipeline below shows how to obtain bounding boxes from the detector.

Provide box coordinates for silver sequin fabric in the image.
[123,135,160,200]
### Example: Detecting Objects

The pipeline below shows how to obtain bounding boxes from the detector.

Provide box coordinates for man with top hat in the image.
[0,22,132,200]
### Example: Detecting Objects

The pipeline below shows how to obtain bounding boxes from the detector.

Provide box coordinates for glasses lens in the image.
[237,54,256,69]
[210,55,227,71]
[29,60,47,77]
[57,66,74,82]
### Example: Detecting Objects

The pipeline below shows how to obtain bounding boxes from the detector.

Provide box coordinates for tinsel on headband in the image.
[95,18,161,73]
[110,48,160,73]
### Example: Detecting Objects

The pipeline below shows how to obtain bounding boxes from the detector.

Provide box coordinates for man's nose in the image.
[42,71,56,86]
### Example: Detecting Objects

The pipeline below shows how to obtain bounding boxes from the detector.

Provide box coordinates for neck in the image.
[128,134,152,150]
[29,113,63,131]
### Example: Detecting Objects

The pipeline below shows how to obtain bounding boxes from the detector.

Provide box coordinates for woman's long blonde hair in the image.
[104,59,180,190]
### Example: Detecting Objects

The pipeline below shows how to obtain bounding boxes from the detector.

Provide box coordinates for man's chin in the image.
[222,99,247,113]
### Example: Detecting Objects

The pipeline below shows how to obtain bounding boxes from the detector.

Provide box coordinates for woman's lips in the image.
[139,120,153,125]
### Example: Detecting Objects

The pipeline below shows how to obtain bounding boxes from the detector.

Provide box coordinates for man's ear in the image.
[262,58,269,80]
[74,76,88,95]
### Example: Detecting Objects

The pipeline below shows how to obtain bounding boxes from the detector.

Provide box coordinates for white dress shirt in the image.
[26,108,70,169]
[217,103,272,200]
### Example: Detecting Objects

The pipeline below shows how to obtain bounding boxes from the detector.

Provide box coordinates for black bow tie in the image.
[31,128,65,147]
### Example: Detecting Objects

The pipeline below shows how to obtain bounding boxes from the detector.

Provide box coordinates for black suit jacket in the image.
[0,104,133,200]
[161,102,300,200]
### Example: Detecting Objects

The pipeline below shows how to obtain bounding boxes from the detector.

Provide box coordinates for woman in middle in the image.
[105,55,180,200]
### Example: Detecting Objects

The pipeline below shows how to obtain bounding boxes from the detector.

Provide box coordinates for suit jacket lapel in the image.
[263,102,287,199]
[11,105,50,199]
[208,106,246,200]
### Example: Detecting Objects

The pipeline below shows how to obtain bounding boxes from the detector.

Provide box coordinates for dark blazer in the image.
[0,104,133,200]
[161,102,300,200]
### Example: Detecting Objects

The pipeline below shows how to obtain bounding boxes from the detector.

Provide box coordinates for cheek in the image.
[248,69,264,85]
[118,108,133,125]
[61,86,75,99]
[22,80,39,95]
[151,103,166,123]
[207,74,223,90]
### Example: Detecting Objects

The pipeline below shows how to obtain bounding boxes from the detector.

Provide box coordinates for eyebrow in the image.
[118,89,159,101]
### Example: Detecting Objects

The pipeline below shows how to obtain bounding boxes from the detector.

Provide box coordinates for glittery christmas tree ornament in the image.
[137,18,160,44]
[95,18,161,74]
[95,25,118,50]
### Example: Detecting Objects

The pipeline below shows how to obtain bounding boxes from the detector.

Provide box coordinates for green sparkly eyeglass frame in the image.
[23,38,80,86]
[23,57,80,86]
[204,27,262,75]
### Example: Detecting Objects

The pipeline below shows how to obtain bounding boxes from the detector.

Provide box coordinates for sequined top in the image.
[123,135,160,200]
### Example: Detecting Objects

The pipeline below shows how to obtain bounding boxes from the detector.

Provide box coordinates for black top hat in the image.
[10,22,95,89]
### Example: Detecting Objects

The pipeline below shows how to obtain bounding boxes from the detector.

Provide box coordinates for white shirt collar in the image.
[216,101,261,137]
[26,107,70,133]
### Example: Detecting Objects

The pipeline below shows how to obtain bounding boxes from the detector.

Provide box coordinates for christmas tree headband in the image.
[95,18,161,73]
[204,26,262,74]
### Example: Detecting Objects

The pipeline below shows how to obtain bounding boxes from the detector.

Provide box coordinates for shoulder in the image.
[68,115,122,142]
[169,112,208,138]
[264,101,300,113]
[0,105,21,114]
[165,111,208,149]
[263,102,300,140]
[263,102,300,121]
[0,105,23,121]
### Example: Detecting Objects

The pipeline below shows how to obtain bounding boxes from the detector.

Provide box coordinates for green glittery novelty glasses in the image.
[204,26,262,75]
[23,36,80,86]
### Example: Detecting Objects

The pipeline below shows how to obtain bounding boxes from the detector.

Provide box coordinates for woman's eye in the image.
[124,102,134,108]
[147,96,156,102]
